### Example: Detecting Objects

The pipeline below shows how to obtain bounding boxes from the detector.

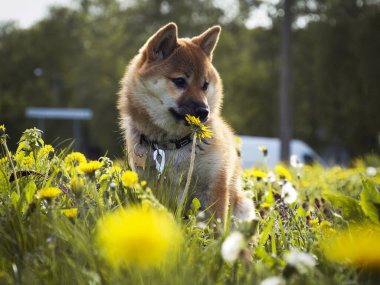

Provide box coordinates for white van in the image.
[238,136,327,169]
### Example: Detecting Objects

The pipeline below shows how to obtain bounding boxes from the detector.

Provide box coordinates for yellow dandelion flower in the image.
[39,144,54,157]
[21,154,34,169]
[275,165,292,181]
[321,225,380,268]
[109,165,122,174]
[37,187,62,199]
[96,206,182,268]
[0,124,6,135]
[320,221,332,228]
[70,177,85,194]
[122,170,139,187]
[250,168,268,179]
[260,202,273,208]
[185,114,213,139]
[140,180,147,187]
[199,125,213,139]
[258,146,268,157]
[372,176,380,185]
[185,114,201,126]
[308,218,319,227]
[61,208,78,218]
[77,161,103,174]
[64,152,87,168]
[0,156,7,165]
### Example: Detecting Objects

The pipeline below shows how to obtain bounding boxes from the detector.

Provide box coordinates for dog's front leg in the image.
[209,171,229,227]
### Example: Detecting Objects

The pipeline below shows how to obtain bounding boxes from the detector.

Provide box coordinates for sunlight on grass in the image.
[0,126,380,284]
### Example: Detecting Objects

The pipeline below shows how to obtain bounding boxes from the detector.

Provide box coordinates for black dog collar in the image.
[140,134,193,151]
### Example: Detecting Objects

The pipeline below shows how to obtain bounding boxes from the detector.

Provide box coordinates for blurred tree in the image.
[0,0,379,160]
[292,0,380,159]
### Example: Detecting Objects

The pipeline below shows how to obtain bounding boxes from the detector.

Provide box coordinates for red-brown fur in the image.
[117,23,255,224]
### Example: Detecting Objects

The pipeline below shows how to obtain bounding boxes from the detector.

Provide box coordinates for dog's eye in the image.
[171,77,187,89]
[202,81,209,91]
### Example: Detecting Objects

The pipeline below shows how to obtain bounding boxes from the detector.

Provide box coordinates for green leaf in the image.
[190,197,201,213]
[322,190,364,221]
[271,226,277,256]
[360,180,380,224]
[0,168,9,194]
[296,206,306,219]
[264,189,275,206]
[24,181,37,204]
[258,215,275,246]
[255,246,276,268]
[11,191,20,209]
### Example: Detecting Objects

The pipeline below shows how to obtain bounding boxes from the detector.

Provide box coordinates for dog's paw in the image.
[233,197,256,222]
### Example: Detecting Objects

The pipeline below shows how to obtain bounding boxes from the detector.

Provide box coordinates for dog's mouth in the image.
[169,107,210,125]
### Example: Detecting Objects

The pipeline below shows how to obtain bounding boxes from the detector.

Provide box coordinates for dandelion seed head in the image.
[290,155,304,169]
[221,231,245,262]
[196,222,207,229]
[197,211,206,219]
[268,171,276,183]
[281,182,298,204]
[260,276,285,285]
[366,167,377,177]
[285,248,316,268]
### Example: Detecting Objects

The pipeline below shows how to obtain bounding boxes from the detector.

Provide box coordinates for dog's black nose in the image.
[195,107,209,122]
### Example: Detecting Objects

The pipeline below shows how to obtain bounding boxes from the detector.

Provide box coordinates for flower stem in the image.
[1,139,20,196]
[178,133,197,214]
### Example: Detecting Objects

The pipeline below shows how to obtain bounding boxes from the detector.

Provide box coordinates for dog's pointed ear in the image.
[144,23,178,62]
[192,25,221,59]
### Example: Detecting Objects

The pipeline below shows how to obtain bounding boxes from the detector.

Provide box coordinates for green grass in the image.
[0,127,380,285]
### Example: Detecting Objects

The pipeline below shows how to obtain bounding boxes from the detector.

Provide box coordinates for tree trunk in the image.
[279,0,293,162]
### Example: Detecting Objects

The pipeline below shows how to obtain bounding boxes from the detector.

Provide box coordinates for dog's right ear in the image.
[144,23,178,62]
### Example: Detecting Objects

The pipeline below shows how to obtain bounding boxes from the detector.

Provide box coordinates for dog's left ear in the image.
[192,26,221,60]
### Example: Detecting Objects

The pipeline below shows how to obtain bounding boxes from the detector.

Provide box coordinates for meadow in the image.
[0,125,380,285]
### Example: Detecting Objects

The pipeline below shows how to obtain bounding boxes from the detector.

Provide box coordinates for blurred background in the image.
[0,0,379,165]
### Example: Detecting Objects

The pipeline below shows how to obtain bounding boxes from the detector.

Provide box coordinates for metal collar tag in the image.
[152,148,165,176]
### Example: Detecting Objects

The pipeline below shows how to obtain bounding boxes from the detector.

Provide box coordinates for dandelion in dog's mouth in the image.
[185,114,213,140]
[178,115,213,212]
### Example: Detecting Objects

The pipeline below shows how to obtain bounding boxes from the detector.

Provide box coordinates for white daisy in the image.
[281,182,298,204]
[221,231,245,262]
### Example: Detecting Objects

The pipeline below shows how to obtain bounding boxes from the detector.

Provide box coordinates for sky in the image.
[0,0,75,28]
[0,0,274,29]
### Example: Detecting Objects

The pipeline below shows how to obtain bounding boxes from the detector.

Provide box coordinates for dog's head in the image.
[123,23,223,137]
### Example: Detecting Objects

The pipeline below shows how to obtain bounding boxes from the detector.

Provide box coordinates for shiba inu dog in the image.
[118,23,255,223]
